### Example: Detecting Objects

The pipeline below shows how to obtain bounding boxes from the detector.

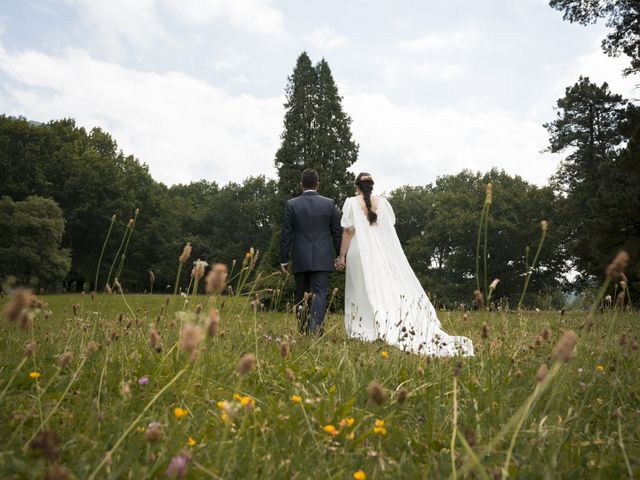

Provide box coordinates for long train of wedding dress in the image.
[341,196,474,356]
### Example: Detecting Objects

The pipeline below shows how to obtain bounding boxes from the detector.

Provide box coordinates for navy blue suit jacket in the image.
[280,191,342,274]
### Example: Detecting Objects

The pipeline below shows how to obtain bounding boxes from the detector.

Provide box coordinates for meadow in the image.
[1,290,639,479]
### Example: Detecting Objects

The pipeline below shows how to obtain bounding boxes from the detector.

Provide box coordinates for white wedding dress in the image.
[341,196,474,356]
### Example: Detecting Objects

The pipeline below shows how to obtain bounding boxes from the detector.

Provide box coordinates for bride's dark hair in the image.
[355,172,377,225]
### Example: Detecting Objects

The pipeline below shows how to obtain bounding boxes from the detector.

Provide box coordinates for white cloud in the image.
[560,43,639,98]
[66,0,174,58]
[413,62,466,80]
[342,88,558,193]
[383,61,467,85]
[163,0,284,35]
[0,44,284,186]
[398,30,479,53]
[304,27,348,50]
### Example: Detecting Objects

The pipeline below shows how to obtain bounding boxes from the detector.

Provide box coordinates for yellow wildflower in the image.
[375,419,385,427]
[291,395,302,403]
[187,437,197,447]
[596,364,605,372]
[339,417,355,428]
[380,351,389,359]
[353,470,366,480]
[373,419,387,435]
[216,401,226,409]
[347,432,355,440]
[323,425,339,436]
[137,426,146,433]
[29,371,41,379]
[173,407,188,419]
[233,393,243,401]
[240,396,255,408]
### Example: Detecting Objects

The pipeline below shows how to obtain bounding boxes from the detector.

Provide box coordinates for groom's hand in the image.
[335,256,346,271]
[279,263,290,276]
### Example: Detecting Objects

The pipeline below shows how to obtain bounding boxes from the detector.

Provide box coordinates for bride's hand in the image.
[335,256,346,271]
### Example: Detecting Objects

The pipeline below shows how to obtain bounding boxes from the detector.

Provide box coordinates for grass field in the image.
[1,292,639,479]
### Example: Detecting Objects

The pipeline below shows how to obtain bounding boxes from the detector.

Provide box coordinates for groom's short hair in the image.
[301,169,319,189]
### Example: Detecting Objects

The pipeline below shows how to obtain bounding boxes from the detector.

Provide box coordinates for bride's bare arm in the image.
[337,228,354,270]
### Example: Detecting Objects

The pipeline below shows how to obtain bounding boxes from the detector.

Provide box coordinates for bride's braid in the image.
[356,172,377,225]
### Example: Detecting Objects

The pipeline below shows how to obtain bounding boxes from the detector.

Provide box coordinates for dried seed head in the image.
[473,290,484,310]
[180,324,202,362]
[481,322,489,339]
[606,250,630,280]
[541,326,551,341]
[207,309,220,337]
[453,360,463,377]
[279,341,290,358]
[552,330,577,363]
[3,289,34,324]
[535,363,548,382]
[194,304,203,315]
[615,292,625,309]
[619,333,627,347]
[464,429,477,447]
[237,353,255,375]
[24,340,38,357]
[149,329,162,353]
[368,381,388,405]
[285,368,295,382]
[612,408,623,419]
[416,366,425,376]
[145,422,163,443]
[179,243,192,264]
[105,284,112,294]
[540,220,548,232]
[193,259,208,281]
[631,339,639,351]
[30,429,59,461]
[396,387,408,405]
[485,182,493,205]
[85,341,100,356]
[58,351,74,368]
[489,278,500,291]
[44,463,69,480]
[149,271,155,283]
[113,279,122,293]
[205,264,228,295]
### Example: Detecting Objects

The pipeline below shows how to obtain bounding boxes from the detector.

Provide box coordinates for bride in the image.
[336,173,474,356]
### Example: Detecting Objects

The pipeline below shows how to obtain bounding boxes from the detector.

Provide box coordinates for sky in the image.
[0,0,638,193]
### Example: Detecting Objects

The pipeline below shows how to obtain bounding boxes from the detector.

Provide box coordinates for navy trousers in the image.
[294,271,329,335]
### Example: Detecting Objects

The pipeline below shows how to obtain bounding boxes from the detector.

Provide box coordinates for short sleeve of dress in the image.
[341,198,355,230]
[382,197,396,226]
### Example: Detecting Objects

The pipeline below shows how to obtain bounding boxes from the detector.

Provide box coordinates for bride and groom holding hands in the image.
[279,169,473,357]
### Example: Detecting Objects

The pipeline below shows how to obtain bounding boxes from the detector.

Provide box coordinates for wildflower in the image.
[396,387,408,405]
[239,395,255,409]
[179,243,192,264]
[373,419,387,435]
[552,330,577,363]
[606,250,630,279]
[237,353,255,375]
[137,426,145,433]
[30,371,41,379]
[353,470,366,480]
[205,264,228,295]
[291,395,302,403]
[535,364,548,382]
[187,437,197,447]
[368,381,388,405]
[57,351,74,368]
[30,429,59,461]
[347,432,355,440]
[339,417,355,428]
[380,351,389,359]
[285,368,295,381]
[540,220,548,232]
[149,329,162,353]
[138,376,149,386]
[453,360,462,377]
[179,324,202,361]
[596,364,605,372]
[207,309,221,337]
[323,425,339,436]
[165,452,190,479]
[632,340,639,351]
[174,407,188,419]
[280,341,290,358]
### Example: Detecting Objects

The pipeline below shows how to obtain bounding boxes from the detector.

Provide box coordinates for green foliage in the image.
[389,170,565,308]
[550,0,640,75]
[0,196,71,289]
[0,294,638,478]
[544,78,639,297]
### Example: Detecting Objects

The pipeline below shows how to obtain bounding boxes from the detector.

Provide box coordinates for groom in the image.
[280,169,342,334]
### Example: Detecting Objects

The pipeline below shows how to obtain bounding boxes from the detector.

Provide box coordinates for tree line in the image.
[1,0,638,307]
